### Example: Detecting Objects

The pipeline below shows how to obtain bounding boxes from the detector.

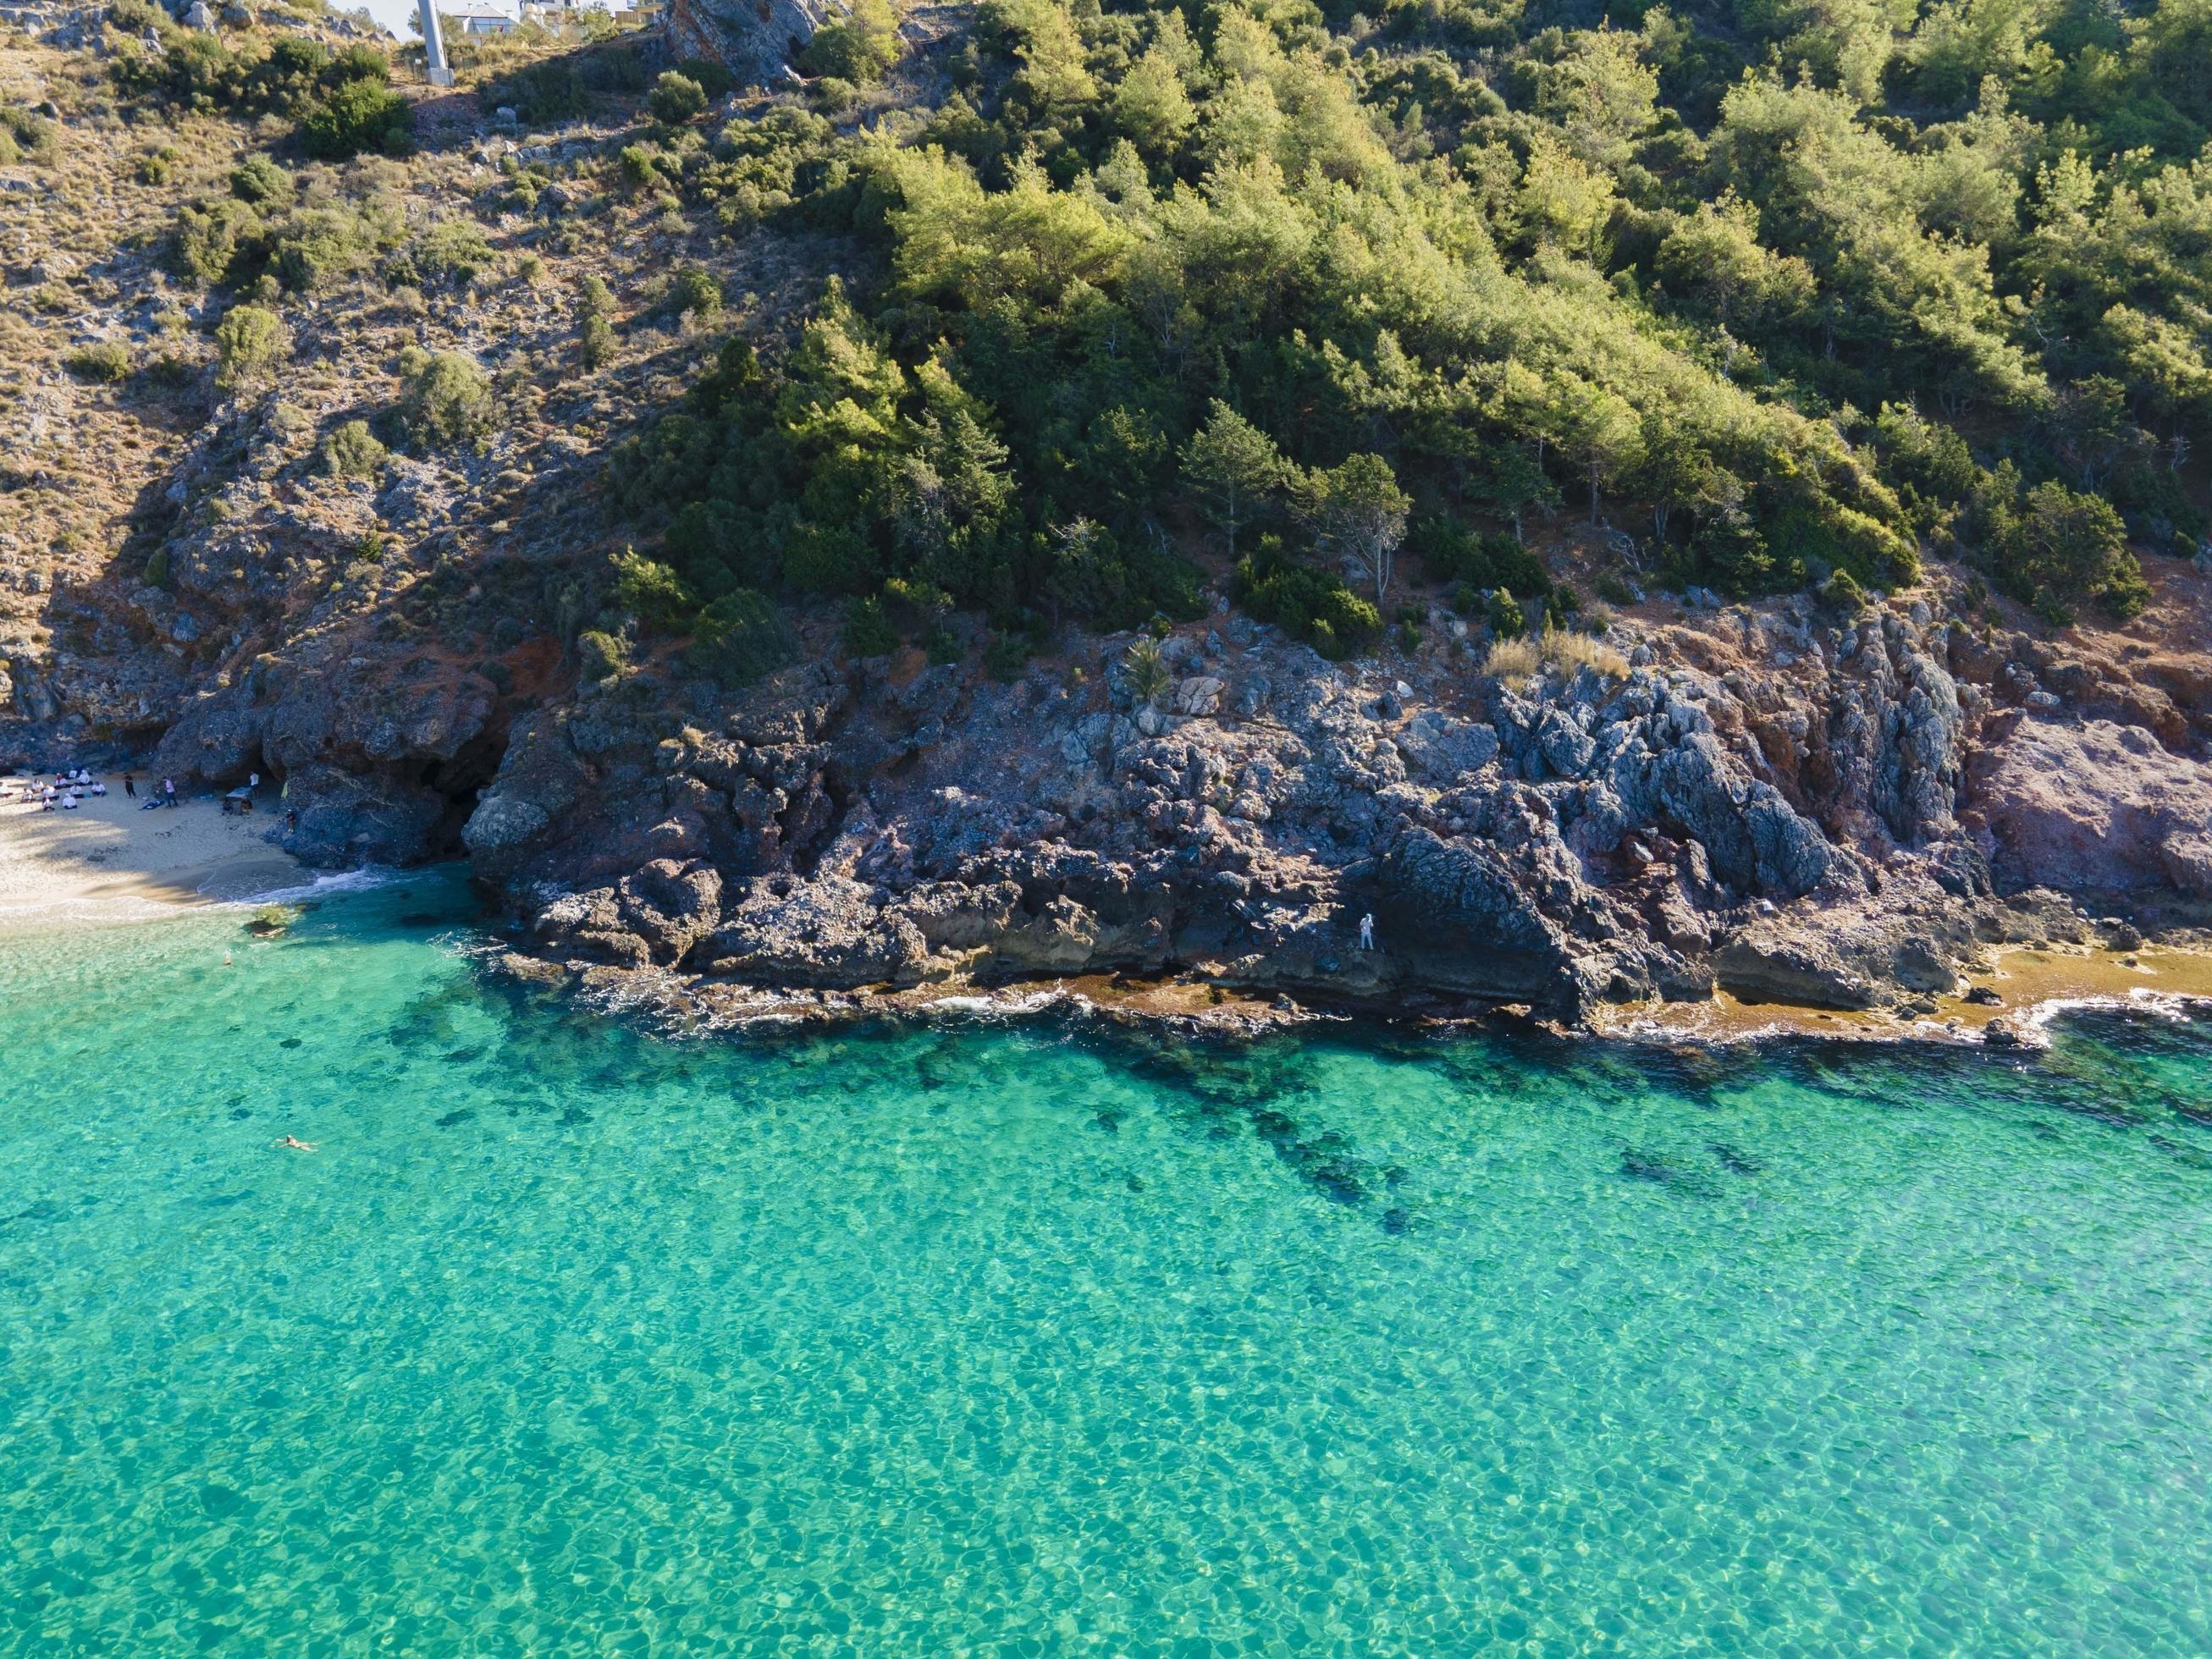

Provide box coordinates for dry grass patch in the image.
[1482,628,1629,689]
[1546,629,1630,681]
[1483,636,1541,688]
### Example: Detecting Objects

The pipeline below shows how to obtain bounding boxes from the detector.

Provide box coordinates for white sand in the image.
[0,780,306,927]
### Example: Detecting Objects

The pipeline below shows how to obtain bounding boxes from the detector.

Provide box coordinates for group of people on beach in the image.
[5,768,113,810]
[3,767,194,812]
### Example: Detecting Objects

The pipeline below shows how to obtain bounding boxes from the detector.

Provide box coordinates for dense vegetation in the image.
[605,0,2209,658]
[113,1,411,158]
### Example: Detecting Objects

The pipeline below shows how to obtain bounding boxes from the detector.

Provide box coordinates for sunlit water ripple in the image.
[2,870,2209,1654]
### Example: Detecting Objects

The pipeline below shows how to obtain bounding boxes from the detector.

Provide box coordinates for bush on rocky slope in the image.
[116,25,405,158]
[393,347,495,449]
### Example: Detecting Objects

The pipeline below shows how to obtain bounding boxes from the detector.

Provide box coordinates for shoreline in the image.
[0,781,311,929]
[1589,941,2212,1049]
[3,780,2201,1051]
[494,937,2212,1051]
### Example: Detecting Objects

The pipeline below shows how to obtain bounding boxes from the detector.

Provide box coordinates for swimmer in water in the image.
[277,1136,315,1152]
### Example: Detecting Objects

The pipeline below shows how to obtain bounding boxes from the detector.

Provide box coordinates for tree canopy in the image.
[608,0,2211,653]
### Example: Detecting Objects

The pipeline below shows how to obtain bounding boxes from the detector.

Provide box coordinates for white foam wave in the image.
[2022,987,2212,1032]
[201,864,401,906]
[924,988,1081,1018]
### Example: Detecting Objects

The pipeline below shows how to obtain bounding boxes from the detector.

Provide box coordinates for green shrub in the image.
[842,593,900,657]
[409,218,494,287]
[393,345,494,449]
[173,196,263,287]
[213,303,288,389]
[667,266,723,318]
[1686,510,1774,596]
[63,341,134,383]
[581,310,614,370]
[687,589,795,685]
[800,0,901,82]
[268,201,401,291]
[610,548,695,631]
[675,57,734,101]
[143,546,172,588]
[618,142,673,190]
[576,628,632,682]
[1409,515,1551,599]
[1989,482,2149,626]
[137,146,180,184]
[229,154,294,207]
[1816,568,1866,613]
[1124,637,1172,703]
[1232,547,1381,659]
[808,76,858,114]
[0,107,55,165]
[648,71,708,125]
[985,629,1035,681]
[299,76,411,161]
[320,418,388,478]
[1487,587,1527,639]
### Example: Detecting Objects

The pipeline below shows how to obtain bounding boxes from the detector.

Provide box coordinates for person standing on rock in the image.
[123,775,135,798]
[1359,912,1376,951]
[163,778,176,808]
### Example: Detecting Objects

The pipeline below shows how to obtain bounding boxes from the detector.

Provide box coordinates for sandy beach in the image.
[0,780,306,927]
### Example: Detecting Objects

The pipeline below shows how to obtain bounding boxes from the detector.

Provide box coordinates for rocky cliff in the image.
[455,587,2212,1025]
[664,0,833,85]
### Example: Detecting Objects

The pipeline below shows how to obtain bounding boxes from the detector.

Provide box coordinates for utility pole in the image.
[419,0,454,85]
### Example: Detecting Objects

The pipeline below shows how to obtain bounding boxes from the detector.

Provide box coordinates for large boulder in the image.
[666,0,836,88]
[281,761,446,868]
[1395,708,1500,785]
[1973,717,2212,896]
[1367,828,1575,1002]
[1713,929,1877,1009]
[703,876,929,987]
[150,687,266,782]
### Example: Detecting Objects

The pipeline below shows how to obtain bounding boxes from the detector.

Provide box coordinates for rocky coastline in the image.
[8,554,2205,1046]
[408,588,2212,1042]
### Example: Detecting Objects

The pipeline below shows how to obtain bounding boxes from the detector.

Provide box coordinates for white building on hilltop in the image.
[440,1,515,33]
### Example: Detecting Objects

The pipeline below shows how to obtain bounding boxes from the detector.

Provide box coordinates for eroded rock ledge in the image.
[458,599,2212,1029]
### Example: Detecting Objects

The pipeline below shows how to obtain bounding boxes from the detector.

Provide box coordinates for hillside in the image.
[3,0,2212,1022]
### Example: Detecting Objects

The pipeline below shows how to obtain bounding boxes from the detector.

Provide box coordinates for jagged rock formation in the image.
[151,643,510,864]
[665,0,834,85]
[455,597,2209,1022]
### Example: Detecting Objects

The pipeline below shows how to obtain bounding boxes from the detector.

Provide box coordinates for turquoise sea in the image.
[2,871,2209,1655]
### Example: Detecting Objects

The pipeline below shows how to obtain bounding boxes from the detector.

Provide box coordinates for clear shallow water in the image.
[3,875,2211,1655]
